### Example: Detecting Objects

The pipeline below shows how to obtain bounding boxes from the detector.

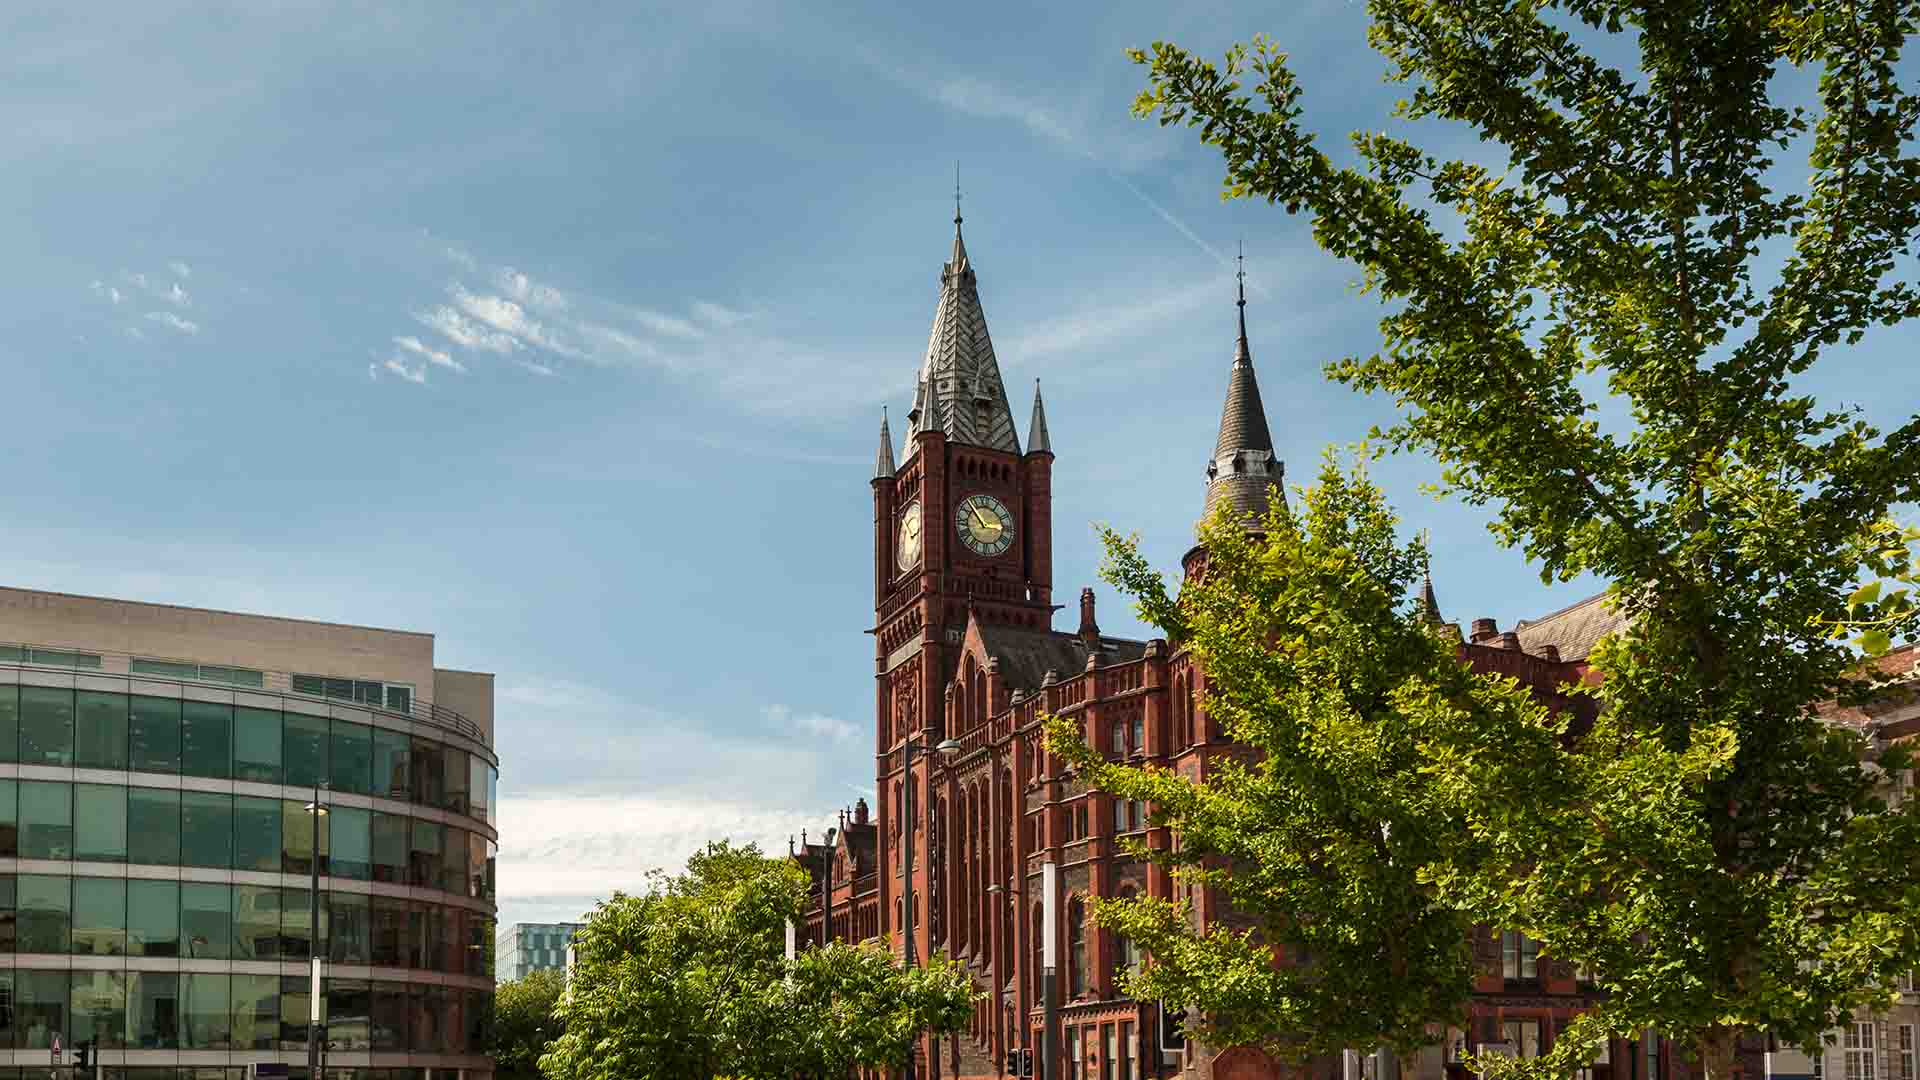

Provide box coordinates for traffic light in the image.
[1021,1047,1034,1077]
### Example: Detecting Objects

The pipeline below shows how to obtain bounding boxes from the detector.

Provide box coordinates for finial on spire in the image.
[1236,239,1247,309]
[1234,241,1252,365]
[954,162,963,225]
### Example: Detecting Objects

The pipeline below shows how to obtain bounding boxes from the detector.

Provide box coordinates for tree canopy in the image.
[538,840,973,1080]
[492,967,566,1078]
[1055,3,1920,1077]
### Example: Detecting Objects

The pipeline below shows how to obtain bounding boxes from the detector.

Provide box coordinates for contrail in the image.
[1109,170,1271,299]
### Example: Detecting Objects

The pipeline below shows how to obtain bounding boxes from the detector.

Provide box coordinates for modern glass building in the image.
[0,585,499,1080]
[492,924,579,983]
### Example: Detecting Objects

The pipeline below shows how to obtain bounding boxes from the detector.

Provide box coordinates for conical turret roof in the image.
[874,408,896,480]
[1027,380,1052,455]
[1203,261,1282,524]
[904,211,1020,457]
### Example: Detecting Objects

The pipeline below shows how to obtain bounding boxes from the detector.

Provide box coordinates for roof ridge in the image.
[1513,590,1611,628]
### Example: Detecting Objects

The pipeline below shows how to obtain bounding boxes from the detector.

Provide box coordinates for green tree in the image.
[493,967,566,1078]
[539,841,807,1080]
[538,840,975,1080]
[751,940,975,1080]
[1101,5,1920,1078]
[1048,454,1539,1062]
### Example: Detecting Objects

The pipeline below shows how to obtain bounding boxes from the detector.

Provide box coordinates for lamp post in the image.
[900,735,962,1080]
[1040,862,1059,1080]
[304,784,329,1080]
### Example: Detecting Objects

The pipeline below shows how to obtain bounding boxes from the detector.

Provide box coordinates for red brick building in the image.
[790,212,1714,1080]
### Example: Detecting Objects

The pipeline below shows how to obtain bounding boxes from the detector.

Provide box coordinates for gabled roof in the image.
[1514,592,1626,662]
[975,622,1148,694]
[904,214,1021,457]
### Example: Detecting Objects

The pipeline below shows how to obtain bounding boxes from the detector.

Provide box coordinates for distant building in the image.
[0,583,499,1078]
[496,922,583,982]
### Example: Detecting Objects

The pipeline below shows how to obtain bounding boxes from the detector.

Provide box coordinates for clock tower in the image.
[870,205,1054,983]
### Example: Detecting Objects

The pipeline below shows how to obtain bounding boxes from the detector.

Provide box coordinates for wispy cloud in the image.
[381,356,428,384]
[89,281,123,305]
[144,311,199,335]
[763,703,857,742]
[165,281,190,307]
[393,252,898,414]
[393,334,465,373]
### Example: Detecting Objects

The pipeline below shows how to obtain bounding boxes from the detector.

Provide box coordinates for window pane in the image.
[466,912,493,976]
[202,667,264,690]
[234,795,280,872]
[17,874,70,954]
[128,788,181,865]
[181,700,232,779]
[20,780,72,860]
[278,973,315,1054]
[129,880,180,957]
[16,968,69,1049]
[0,875,17,954]
[330,721,372,795]
[19,686,74,766]
[282,800,328,875]
[443,747,469,814]
[468,755,489,822]
[234,885,281,961]
[409,819,444,889]
[129,696,182,773]
[291,674,326,697]
[232,706,281,784]
[467,832,487,899]
[129,971,180,1049]
[231,973,278,1050]
[370,981,408,1050]
[75,690,128,769]
[283,886,314,961]
[370,896,408,967]
[183,972,230,1049]
[30,649,99,669]
[71,969,127,1049]
[0,684,17,763]
[0,972,16,1048]
[329,891,371,964]
[410,737,445,808]
[283,712,329,789]
[444,827,469,897]
[130,659,197,680]
[72,876,126,956]
[386,685,412,713]
[327,979,370,1051]
[180,883,232,960]
[0,779,15,859]
[372,728,410,800]
[371,812,407,883]
[330,805,372,880]
[74,783,127,862]
[181,791,233,869]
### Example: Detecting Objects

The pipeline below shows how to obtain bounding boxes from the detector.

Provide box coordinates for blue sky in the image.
[5,1,1918,927]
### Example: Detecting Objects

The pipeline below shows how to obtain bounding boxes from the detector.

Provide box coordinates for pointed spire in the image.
[1203,247,1281,525]
[1027,379,1052,455]
[874,406,896,480]
[1418,532,1443,622]
[903,197,1019,457]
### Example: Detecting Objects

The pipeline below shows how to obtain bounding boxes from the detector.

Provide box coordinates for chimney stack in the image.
[1470,618,1499,644]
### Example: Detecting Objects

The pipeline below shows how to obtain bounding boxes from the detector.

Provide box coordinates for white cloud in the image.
[763,703,857,742]
[144,311,199,335]
[89,280,123,305]
[415,306,523,354]
[166,282,190,307]
[497,267,569,311]
[394,334,465,373]
[692,300,750,328]
[382,356,427,384]
[168,261,191,279]
[451,285,583,357]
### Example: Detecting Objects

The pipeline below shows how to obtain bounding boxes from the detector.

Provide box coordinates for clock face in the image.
[897,501,923,572]
[956,493,1015,557]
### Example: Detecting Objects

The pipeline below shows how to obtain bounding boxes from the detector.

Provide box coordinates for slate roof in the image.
[1420,573,1443,623]
[874,409,896,480]
[1027,380,1052,456]
[1203,276,1282,524]
[1514,592,1627,662]
[976,623,1148,694]
[904,216,1021,457]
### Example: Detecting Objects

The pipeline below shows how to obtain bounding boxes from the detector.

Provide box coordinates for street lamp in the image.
[304,784,329,1080]
[900,735,962,1080]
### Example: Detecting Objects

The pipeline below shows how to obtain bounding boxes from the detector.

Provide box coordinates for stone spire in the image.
[874,407,896,480]
[904,201,1021,458]
[1420,571,1443,623]
[1027,379,1052,455]
[1203,250,1282,524]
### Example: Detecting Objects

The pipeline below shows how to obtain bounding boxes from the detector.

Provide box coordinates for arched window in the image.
[1130,709,1144,754]
[1068,898,1088,997]
[972,667,988,727]
[1110,717,1128,756]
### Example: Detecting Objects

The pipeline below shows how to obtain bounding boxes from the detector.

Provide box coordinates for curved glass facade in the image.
[0,678,498,1080]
